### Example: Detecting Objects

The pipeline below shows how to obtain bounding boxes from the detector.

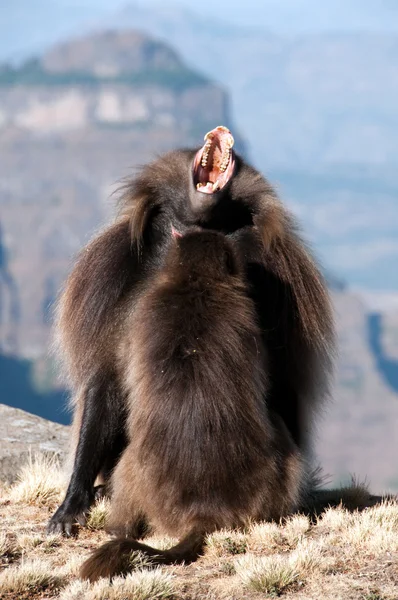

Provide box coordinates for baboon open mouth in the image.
[193,126,235,194]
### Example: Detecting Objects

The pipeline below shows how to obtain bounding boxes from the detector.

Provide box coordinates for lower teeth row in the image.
[196,181,219,191]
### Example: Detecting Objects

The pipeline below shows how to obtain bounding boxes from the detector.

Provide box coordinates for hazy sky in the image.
[56,0,398,32]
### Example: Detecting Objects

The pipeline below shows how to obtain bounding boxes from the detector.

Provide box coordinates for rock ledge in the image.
[0,403,69,483]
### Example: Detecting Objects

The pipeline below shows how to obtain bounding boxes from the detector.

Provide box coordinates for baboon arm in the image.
[56,217,138,382]
[245,228,335,451]
[47,375,126,535]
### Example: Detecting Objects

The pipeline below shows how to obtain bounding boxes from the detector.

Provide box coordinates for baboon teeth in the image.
[196,181,220,192]
[201,133,233,171]
[194,126,235,194]
[212,181,220,192]
[201,140,212,167]
[219,149,231,173]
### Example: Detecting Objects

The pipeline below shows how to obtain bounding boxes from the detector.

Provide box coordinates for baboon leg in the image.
[47,374,127,535]
[106,513,149,539]
[105,449,148,538]
[93,426,129,499]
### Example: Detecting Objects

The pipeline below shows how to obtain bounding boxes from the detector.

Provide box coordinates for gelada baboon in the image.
[48,126,335,536]
[80,229,304,581]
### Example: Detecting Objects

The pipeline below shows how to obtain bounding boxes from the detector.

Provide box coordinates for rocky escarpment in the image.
[0,30,228,136]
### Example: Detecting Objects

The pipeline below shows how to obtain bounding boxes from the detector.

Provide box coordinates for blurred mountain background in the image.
[0,1,398,492]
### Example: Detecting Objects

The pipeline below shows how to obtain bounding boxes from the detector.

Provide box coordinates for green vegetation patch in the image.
[0,59,209,92]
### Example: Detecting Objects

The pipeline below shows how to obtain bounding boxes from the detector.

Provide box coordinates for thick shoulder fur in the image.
[225,159,335,450]
[55,217,138,384]
[228,159,335,354]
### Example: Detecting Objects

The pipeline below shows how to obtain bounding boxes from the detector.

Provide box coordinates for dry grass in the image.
[283,514,311,546]
[1,453,398,599]
[237,554,300,595]
[0,558,66,596]
[58,570,175,600]
[0,533,11,557]
[247,520,283,553]
[8,452,64,506]
[236,538,326,595]
[206,529,248,557]
[141,535,179,551]
[86,498,111,531]
[317,501,398,554]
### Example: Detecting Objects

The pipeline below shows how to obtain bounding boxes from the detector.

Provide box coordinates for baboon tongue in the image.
[193,126,235,194]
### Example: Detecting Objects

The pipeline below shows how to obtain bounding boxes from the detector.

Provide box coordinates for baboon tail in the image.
[302,486,390,517]
[80,529,205,582]
[300,468,392,518]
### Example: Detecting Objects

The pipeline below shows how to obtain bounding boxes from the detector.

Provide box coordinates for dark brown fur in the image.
[58,151,334,385]
[80,230,303,582]
[49,150,335,536]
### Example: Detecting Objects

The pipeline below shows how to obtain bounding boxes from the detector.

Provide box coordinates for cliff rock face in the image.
[0,403,68,483]
[316,291,398,492]
[0,30,238,358]
[0,29,229,137]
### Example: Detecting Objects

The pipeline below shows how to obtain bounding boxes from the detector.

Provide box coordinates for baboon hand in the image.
[47,490,93,536]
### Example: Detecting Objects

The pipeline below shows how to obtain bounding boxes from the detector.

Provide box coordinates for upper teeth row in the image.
[201,141,233,170]
[219,148,231,173]
[201,139,212,167]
